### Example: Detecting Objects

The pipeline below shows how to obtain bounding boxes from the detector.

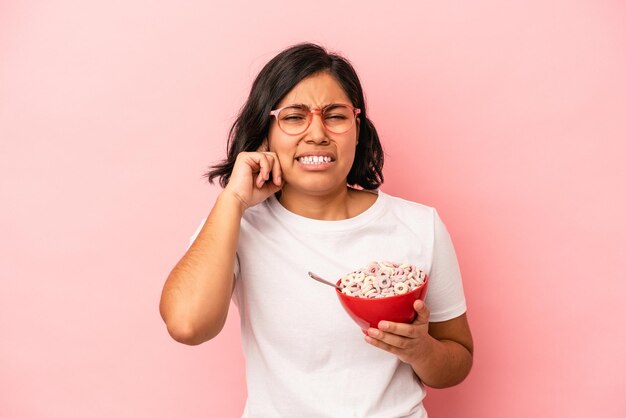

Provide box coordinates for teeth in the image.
[298,156,332,164]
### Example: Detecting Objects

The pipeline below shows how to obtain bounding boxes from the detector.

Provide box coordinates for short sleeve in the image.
[424,209,467,322]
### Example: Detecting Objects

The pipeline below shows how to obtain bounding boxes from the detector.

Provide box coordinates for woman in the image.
[160,43,473,417]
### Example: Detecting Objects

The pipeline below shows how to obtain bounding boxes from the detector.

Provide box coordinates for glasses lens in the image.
[323,104,354,134]
[278,105,309,135]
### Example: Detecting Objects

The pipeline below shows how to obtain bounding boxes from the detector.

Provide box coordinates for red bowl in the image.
[335,275,428,333]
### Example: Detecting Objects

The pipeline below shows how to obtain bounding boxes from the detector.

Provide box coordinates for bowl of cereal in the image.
[335,261,428,333]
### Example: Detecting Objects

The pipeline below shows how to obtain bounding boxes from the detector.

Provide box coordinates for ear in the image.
[256,137,270,152]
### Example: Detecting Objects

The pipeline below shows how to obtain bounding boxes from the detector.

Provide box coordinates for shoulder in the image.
[372,191,440,246]
[378,190,436,221]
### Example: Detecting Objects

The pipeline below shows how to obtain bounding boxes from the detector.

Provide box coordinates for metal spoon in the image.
[308,271,340,290]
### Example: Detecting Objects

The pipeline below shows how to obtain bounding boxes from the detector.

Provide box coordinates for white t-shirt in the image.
[190,190,467,418]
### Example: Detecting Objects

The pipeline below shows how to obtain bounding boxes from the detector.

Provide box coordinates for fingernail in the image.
[379,322,389,330]
[368,328,380,337]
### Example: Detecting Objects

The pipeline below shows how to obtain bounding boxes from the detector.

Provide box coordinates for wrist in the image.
[218,189,248,217]
[409,333,440,378]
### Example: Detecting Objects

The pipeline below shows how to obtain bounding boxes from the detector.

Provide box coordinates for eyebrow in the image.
[285,102,349,109]
[287,103,310,109]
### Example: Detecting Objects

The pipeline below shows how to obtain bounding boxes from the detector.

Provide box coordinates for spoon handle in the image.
[308,271,340,290]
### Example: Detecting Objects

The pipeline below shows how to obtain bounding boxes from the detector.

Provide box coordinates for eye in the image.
[325,113,348,120]
[323,105,351,121]
[280,106,308,122]
[282,114,305,121]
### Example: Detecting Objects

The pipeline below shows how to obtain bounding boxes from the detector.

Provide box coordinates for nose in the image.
[304,109,329,144]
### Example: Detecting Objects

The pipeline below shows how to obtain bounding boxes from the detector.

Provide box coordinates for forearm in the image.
[410,336,473,388]
[159,190,244,344]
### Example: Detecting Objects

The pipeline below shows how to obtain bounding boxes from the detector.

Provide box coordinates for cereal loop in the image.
[338,261,426,298]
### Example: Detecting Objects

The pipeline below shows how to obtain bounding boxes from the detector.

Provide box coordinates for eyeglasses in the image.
[269,103,361,136]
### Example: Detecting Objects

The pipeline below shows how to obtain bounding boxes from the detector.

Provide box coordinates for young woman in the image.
[160,43,473,417]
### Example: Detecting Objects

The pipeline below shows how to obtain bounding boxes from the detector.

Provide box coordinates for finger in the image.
[256,153,272,188]
[377,320,419,339]
[412,300,430,325]
[266,152,282,186]
[364,334,401,357]
[367,326,413,349]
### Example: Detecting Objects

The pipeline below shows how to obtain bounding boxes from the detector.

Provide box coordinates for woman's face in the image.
[268,72,359,197]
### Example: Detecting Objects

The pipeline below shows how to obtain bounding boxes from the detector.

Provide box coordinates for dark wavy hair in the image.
[205,43,384,189]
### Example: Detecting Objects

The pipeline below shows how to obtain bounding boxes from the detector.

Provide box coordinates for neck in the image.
[278,185,353,220]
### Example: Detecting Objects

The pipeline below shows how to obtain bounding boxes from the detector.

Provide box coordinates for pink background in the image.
[2,1,625,417]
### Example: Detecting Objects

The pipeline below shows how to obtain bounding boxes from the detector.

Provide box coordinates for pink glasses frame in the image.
[269,103,361,136]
